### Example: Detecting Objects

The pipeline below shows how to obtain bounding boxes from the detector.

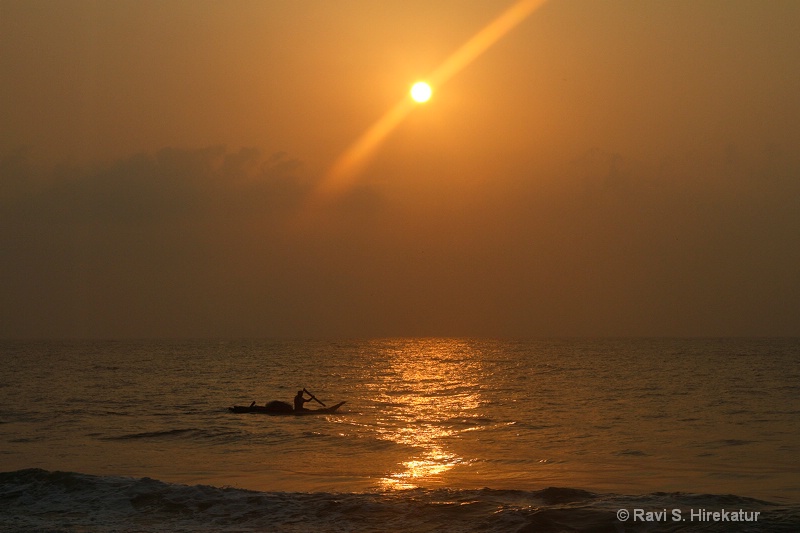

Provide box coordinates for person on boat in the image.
[294,390,312,412]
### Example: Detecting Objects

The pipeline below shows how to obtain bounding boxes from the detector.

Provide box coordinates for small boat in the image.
[228,400,346,416]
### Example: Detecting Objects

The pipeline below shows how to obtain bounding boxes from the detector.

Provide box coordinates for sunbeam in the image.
[314,0,549,201]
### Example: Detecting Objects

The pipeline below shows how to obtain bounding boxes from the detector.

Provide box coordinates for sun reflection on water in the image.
[364,339,486,490]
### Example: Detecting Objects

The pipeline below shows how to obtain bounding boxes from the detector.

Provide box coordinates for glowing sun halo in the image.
[410,81,432,103]
[318,1,549,201]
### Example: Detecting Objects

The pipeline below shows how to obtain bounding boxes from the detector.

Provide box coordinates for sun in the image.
[410,81,432,103]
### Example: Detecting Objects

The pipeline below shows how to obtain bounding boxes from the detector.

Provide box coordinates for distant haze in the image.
[2,1,799,338]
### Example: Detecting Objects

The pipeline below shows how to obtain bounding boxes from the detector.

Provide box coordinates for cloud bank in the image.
[2,144,799,338]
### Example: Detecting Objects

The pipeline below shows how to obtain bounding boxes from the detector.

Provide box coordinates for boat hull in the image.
[228,401,346,415]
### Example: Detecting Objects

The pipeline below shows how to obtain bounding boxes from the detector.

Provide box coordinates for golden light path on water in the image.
[364,340,486,490]
[316,0,549,200]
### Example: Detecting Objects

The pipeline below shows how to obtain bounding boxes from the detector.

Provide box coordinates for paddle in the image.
[303,388,326,407]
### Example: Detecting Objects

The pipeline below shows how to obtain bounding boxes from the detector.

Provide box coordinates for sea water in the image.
[1,338,799,531]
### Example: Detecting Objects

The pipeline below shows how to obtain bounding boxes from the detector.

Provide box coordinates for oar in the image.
[304,388,326,407]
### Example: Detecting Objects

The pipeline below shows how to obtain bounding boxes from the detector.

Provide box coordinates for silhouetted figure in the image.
[294,390,312,411]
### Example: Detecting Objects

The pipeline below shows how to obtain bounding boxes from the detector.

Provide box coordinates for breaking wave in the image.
[1,469,798,532]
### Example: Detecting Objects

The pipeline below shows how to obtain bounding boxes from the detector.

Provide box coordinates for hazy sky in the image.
[2,0,799,338]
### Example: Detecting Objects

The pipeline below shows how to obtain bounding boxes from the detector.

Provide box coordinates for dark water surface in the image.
[1,338,799,531]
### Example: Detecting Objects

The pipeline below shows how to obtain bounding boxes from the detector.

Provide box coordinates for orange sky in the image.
[2,0,800,338]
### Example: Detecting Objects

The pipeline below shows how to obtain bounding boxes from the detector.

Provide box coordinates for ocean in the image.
[1,338,799,532]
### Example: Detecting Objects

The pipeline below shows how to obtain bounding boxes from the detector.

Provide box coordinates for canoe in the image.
[228,401,346,415]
